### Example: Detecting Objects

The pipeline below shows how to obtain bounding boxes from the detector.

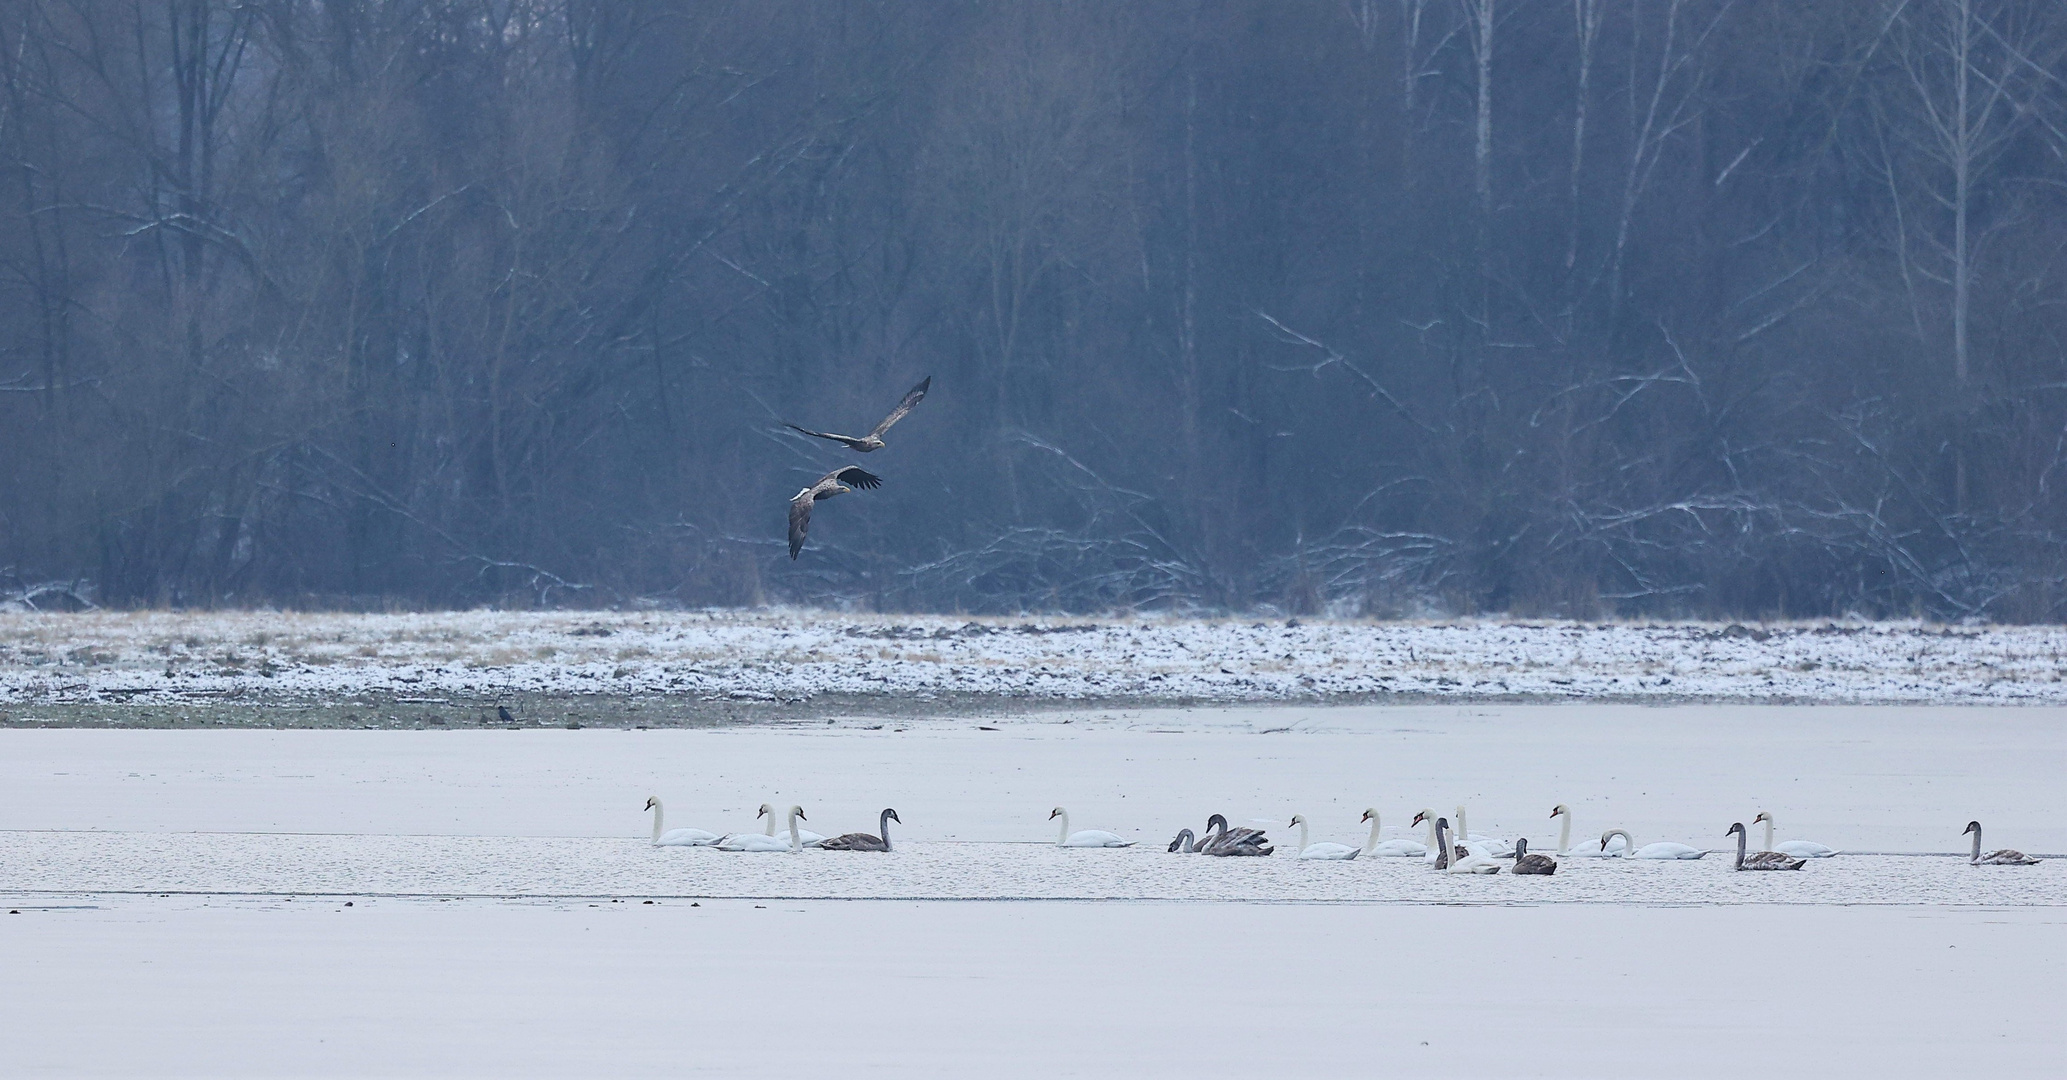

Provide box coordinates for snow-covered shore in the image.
[4,609,2066,707]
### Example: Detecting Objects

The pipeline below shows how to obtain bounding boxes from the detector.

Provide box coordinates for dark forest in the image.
[4,1,2067,619]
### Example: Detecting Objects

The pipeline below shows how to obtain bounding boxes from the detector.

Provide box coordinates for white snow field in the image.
[4,608,2067,705]
[4,897,2060,1079]
[2,703,2064,1077]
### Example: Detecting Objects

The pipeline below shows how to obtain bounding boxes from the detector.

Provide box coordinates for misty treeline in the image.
[4,1,2067,619]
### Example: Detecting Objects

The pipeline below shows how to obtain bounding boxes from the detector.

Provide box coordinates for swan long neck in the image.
[1762,815,1775,852]
[1557,809,1571,853]
[1734,825,1748,869]
[1365,814,1381,855]
[763,804,777,837]
[1296,818,1310,852]
[786,806,803,851]
[1602,829,1633,855]
[878,809,894,852]
[1420,812,1437,850]
[1970,825,1983,862]
[1056,809,1070,846]
[649,800,663,842]
[1455,807,1469,841]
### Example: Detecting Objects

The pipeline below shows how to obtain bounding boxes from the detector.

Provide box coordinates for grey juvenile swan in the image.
[1726,822,1806,870]
[1168,828,1201,853]
[821,808,901,852]
[1434,817,1499,874]
[1511,837,1557,875]
[785,377,931,453]
[1200,814,1272,856]
[1963,821,2041,865]
[788,466,883,559]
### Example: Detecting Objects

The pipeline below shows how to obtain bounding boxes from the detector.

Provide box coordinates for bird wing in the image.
[788,492,814,559]
[786,423,870,450]
[832,466,882,490]
[868,376,931,438]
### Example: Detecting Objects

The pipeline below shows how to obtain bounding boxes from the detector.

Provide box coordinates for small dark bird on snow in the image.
[496,705,517,724]
[785,376,931,453]
[789,466,883,559]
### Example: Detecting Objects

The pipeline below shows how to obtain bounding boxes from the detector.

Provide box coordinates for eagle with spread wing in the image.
[788,466,883,559]
[784,376,930,453]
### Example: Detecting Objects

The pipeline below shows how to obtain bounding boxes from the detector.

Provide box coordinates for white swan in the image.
[1435,817,1499,874]
[1598,828,1706,860]
[1411,809,1465,864]
[756,802,827,847]
[643,796,722,846]
[1359,809,1427,858]
[1049,807,1134,848]
[719,805,807,852]
[1752,811,1838,858]
[1289,815,1360,860]
[1550,804,1625,857]
[1452,805,1513,858]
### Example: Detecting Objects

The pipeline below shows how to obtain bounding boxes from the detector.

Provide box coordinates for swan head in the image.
[789,805,806,821]
[1752,811,1771,825]
[643,796,658,811]
[1962,820,1981,835]
[1288,814,1308,828]
[1359,808,1378,823]
[756,803,775,820]
[1411,810,1427,826]
[1726,822,1746,838]
[1550,804,1568,819]
[884,809,901,824]
[1205,813,1229,831]
[1048,807,1065,820]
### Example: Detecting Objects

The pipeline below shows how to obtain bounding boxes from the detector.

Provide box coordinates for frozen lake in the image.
[4,896,2060,1079]
[3,702,2062,1076]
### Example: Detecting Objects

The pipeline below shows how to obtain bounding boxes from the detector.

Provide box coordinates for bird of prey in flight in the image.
[788,466,883,559]
[785,376,931,453]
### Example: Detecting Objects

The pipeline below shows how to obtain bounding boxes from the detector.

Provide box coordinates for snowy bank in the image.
[3,609,2066,707]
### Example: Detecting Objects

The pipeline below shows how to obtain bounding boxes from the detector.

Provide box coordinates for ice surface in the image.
[5,609,2067,705]
[2,897,2061,1078]
[4,703,2063,1077]
[3,704,2062,851]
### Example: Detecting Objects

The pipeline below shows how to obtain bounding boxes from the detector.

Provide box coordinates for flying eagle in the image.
[788,466,882,559]
[785,376,931,453]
